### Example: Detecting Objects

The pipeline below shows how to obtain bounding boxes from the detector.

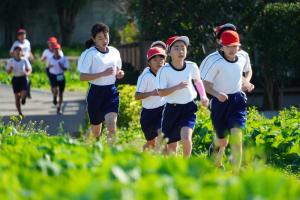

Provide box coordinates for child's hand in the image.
[176,81,189,90]
[102,67,114,76]
[200,96,209,107]
[151,89,159,96]
[116,69,125,79]
[216,92,228,102]
[242,81,255,92]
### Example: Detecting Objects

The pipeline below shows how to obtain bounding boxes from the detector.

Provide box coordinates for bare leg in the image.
[167,142,178,155]
[14,93,22,115]
[180,127,193,157]
[230,128,243,174]
[143,139,156,151]
[215,138,228,168]
[104,112,118,145]
[91,123,102,138]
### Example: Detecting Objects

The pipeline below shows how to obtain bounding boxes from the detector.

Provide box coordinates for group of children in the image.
[3,21,254,172]
[6,29,69,116]
[77,22,254,172]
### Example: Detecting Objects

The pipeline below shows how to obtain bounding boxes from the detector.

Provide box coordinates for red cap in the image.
[17,29,26,34]
[150,41,167,49]
[165,36,189,50]
[220,30,240,46]
[147,47,166,61]
[47,36,58,43]
[51,43,61,49]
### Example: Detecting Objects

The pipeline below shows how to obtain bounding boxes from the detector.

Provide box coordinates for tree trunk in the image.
[57,8,75,45]
[261,70,275,110]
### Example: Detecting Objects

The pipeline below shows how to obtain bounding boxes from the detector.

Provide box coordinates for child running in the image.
[155,36,209,157]
[47,43,69,115]
[77,22,124,144]
[9,29,34,99]
[41,36,64,79]
[135,47,166,150]
[6,46,32,117]
[200,30,252,173]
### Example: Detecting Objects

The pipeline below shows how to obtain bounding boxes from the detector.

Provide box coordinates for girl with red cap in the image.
[200,30,251,173]
[6,46,32,117]
[47,43,69,114]
[77,23,124,144]
[155,35,209,157]
[135,47,166,151]
[41,37,64,80]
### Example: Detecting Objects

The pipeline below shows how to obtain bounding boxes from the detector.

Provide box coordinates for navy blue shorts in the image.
[12,76,28,93]
[86,84,119,125]
[49,73,65,93]
[140,106,164,141]
[210,92,247,139]
[162,101,198,144]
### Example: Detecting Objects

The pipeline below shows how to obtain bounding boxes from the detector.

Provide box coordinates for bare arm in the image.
[157,81,188,97]
[135,90,158,100]
[203,80,228,102]
[6,66,13,74]
[243,69,252,82]
[80,67,114,81]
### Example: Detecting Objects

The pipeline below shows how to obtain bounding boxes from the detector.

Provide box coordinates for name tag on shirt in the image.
[56,74,64,81]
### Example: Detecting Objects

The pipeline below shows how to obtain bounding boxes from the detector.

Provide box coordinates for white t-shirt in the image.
[10,39,31,59]
[155,61,200,104]
[48,56,69,75]
[6,58,32,77]
[136,67,166,109]
[200,50,251,94]
[41,49,64,65]
[77,46,122,86]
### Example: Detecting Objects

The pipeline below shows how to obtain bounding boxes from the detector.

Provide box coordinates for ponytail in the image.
[85,38,94,49]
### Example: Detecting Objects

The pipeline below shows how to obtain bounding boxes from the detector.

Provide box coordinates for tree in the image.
[251,2,300,109]
[54,0,88,45]
[0,0,40,46]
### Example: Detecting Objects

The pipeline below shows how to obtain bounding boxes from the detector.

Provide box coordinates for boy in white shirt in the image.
[48,43,69,114]
[200,30,253,173]
[6,46,32,117]
[156,36,209,157]
[135,47,166,150]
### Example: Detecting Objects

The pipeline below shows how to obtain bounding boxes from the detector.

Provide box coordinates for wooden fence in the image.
[117,41,152,71]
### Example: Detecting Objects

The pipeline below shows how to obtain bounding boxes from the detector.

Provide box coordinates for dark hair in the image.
[85,22,109,48]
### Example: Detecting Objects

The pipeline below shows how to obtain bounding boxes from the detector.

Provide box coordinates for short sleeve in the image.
[41,49,48,60]
[243,53,251,72]
[61,57,69,69]
[77,50,92,73]
[116,50,122,69]
[24,59,32,70]
[9,42,17,53]
[6,59,13,70]
[156,67,168,89]
[191,62,200,81]
[136,73,149,93]
[203,64,218,83]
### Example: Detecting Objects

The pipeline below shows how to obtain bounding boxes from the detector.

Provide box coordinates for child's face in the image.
[48,42,54,49]
[222,45,239,60]
[169,41,187,61]
[148,55,165,73]
[14,49,22,59]
[53,48,60,56]
[17,33,26,42]
[93,32,109,50]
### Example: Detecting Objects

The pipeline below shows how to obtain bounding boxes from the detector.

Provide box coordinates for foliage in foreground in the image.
[0,122,299,200]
